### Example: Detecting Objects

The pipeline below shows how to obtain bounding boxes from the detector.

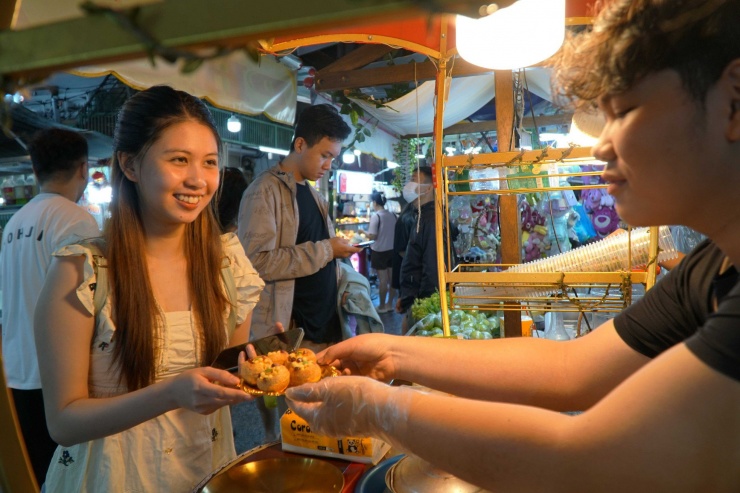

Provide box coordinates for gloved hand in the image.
[285,376,415,446]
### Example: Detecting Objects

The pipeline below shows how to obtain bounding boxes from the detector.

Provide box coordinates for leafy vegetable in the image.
[410,291,450,322]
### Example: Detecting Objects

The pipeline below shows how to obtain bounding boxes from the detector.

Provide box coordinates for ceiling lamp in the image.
[227,114,241,133]
[258,145,289,156]
[456,0,566,70]
[342,150,355,164]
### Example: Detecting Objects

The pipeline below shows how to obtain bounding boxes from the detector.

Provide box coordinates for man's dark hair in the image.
[552,0,740,108]
[371,190,387,207]
[291,104,351,151]
[28,128,88,184]
[411,166,434,183]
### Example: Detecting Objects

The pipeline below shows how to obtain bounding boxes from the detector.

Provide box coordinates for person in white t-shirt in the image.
[0,127,100,485]
[366,191,397,313]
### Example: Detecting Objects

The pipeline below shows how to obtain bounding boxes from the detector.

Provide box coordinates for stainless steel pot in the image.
[385,454,492,493]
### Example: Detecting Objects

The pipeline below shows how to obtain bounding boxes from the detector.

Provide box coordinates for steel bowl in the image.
[201,456,344,493]
[385,454,492,493]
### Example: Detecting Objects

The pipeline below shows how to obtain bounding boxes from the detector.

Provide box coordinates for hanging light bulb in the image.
[456,0,566,70]
[342,150,355,164]
[227,114,242,133]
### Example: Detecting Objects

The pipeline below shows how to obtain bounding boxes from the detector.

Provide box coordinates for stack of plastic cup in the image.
[456,226,678,301]
[507,226,677,274]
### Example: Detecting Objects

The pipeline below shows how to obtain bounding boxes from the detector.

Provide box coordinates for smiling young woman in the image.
[34,86,266,492]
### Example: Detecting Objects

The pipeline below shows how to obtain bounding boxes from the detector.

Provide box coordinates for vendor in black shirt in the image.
[285,2,740,492]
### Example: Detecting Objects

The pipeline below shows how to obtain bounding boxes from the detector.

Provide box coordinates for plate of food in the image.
[238,348,339,396]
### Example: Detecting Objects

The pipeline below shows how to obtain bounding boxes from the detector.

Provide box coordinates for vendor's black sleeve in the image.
[613,239,721,358]
[685,283,740,382]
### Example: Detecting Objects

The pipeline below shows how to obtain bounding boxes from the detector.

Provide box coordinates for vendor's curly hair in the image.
[551,0,740,109]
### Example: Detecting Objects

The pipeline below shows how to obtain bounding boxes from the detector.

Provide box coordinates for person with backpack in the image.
[34,86,265,492]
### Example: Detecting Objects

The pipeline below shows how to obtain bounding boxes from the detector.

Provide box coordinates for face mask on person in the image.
[403,181,431,203]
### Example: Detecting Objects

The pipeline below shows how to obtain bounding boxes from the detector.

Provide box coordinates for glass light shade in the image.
[342,151,355,164]
[226,115,241,133]
[456,0,565,70]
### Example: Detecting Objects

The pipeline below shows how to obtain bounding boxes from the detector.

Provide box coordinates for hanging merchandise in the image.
[580,185,619,238]
[450,195,500,266]
[520,198,550,263]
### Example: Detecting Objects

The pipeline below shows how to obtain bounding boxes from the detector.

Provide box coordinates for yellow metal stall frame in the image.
[436,147,663,338]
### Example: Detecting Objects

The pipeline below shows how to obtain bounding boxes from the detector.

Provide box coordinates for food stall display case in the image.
[434,145,669,337]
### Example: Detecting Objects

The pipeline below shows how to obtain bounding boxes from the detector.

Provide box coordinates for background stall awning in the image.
[0,104,113,174]
[72,51,297,126]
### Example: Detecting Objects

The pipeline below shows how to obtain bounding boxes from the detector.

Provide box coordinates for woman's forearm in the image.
[47,379,178,446]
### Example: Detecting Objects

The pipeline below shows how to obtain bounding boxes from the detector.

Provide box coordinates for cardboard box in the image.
[280,409,390,464]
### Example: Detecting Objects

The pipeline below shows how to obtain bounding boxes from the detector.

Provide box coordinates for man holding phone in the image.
[238,104,359,351]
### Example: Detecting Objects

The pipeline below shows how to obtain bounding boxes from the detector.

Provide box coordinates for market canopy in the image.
[5,0,594,118]
[71,52,297,126]
[4,0,594,162]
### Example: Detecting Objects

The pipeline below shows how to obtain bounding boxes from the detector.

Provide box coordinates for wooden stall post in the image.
[495,70,523,337]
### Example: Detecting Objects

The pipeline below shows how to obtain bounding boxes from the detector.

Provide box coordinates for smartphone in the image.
[210,327,305,373]
[355,240,375,248]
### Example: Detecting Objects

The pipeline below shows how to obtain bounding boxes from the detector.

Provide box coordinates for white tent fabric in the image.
[312,94,399,161]
[354,76,493,136]
[351,67,553,136]
[73,51,297,125]
[350,123,398,162]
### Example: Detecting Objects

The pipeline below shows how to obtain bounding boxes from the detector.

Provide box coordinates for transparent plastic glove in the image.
[285,376,414,446]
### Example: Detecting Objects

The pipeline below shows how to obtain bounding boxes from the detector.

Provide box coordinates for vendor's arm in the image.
[398,344,740,493]
[291,345,740,492]
[320,323,648,411]
[34,256,251,447]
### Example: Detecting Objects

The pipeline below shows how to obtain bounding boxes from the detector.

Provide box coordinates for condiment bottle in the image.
[14,176,26,205]
[24,175,36,201]
[2,177,16,205]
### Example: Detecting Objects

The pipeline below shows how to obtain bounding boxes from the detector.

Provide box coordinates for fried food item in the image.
[256,364,290,393]
[267,349,289,366]
[288,358,322,386]
[288,348,317,363]
[239,355,273,386]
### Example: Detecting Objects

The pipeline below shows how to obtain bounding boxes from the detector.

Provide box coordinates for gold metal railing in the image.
[433,146,663,336]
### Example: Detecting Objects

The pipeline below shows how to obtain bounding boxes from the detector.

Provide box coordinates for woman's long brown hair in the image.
[106,86,229,391]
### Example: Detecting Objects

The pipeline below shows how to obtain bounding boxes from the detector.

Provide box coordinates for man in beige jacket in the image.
[238,104,360,349]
